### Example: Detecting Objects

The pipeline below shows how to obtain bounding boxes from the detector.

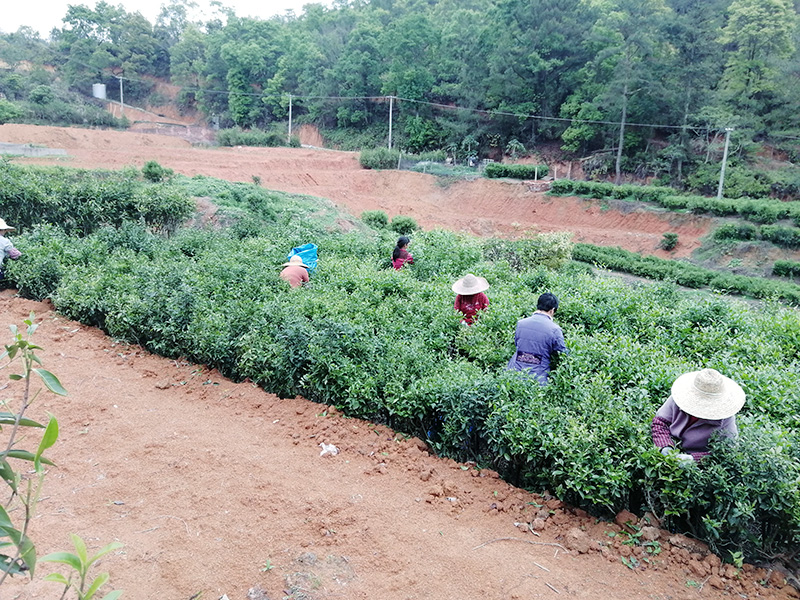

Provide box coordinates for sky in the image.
[1,0,331,37]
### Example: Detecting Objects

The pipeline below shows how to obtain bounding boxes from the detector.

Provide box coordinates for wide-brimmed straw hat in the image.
[282,255,309,268]
[0,219,15,231]
[671,368,745,420]
[452,273,489,295]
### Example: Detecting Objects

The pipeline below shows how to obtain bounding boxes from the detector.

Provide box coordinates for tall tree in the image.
[662,0,728,180]
[485,0,595,144]
[563,0,672,183]
[718,0,797,118]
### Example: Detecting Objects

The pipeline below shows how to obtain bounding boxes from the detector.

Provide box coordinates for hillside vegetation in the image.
[1,161,798,568]
[0,0,798,192]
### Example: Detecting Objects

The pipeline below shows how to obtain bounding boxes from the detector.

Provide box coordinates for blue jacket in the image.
[506,312,567,384]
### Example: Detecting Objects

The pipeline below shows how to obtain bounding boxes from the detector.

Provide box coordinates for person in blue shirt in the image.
[507,292,567,385]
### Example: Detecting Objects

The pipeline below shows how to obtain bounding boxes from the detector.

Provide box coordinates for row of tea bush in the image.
[3,166,798,562]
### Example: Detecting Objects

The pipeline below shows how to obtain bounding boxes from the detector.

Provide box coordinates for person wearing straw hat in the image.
[279,255,310,289]
[452,274,490,325]
[0,218,21,280]
[506,292,566,385]
[652,368,745,463]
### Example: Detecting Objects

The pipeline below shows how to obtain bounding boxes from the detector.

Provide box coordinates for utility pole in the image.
[117,75,124,118]
[716,127,733,199]
[287,93,292,144]
[388,95,393,150]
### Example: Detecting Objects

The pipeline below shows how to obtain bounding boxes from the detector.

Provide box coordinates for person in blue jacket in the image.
[507,292,567,385]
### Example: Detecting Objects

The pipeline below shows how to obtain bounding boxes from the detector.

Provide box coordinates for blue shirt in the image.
[506,312,567,384]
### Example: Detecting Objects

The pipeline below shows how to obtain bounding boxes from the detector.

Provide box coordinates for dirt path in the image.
[1,293,794,600]
[0,123,711,258]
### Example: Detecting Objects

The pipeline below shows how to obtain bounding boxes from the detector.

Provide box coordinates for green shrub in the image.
[773,260,800,278]
[359,147,401,170]
[549,179,576,195]
[712,223,758,241]
[660,233,678,251]
[390,215,418,235]
[0,99,23,124]
[484,163,549,180]
[760,225,800,249]
[142,160,174,183]
[361,210,389,229]
[216,128,286,147]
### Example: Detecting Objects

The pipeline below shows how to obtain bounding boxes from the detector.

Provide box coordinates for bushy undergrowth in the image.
[573,243,800,305]
[773,260,800,278]
[713,222,800,249]
[550,179,800,227]
[484,163,549,180]
[0,161,193,235]
[5,170,800,563]
[216,127,287,147]
[359,147,400,170]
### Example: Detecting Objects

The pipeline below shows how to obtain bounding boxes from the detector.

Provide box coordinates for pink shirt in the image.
[392,249,413,270]
[280,265,310,288]
[454,292,489,324]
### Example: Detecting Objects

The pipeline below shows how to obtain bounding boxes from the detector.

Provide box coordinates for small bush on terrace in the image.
[390,215,418,235]
[712,223,758,241]
[216,128,286,147]
[361,210,389,229]
[660,233,678,251]
[142,160,174,183]
[360,147,400,170]
[773,260,800,278]
[484,163,549,180]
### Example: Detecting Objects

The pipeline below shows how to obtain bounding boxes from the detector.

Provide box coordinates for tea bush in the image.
[8,171,800,563]
[390,215,418,236]
[484,163,549,180]
[572,243,800,305]
[359,148,401,170]
[548,179,800,228]
[773,260,800,278]
[0,163,193,235]
[712,223,758,241]
[216,128,286,147]
[361,210,389,229]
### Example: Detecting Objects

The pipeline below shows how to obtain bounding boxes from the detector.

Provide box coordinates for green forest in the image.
[0,0,799,191]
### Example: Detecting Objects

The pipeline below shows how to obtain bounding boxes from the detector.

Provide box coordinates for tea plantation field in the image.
[2,161,798,565]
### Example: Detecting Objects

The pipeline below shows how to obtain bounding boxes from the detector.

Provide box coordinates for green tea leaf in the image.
[88,541,123,565]
[40,551,82,572]
[0,413,44,427]
[43,572,71,585]
[2,450,56,466]
[32,369,67,396]
[70,533,88,566]
[35,416,59,471]
[83,571,110,600]
[0,459,17,493]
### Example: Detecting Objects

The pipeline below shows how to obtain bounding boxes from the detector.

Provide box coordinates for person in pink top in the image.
[392,236,413,270]
[279,255,310,288]
[452,273,489,325]
[652,368,745,464]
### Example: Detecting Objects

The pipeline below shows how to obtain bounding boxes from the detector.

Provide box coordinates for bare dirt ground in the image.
[1,124,796,600]
[0,123,711,258]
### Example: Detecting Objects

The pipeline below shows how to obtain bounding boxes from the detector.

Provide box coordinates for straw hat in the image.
[671,368,745,420]
[0,219,15,231]
[452,273,489,295]
[282,255,309,268]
